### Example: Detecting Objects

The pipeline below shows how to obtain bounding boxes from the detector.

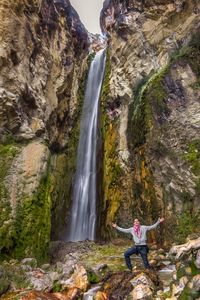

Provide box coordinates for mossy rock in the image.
[0,262,30,292]
[21,258,37,268]
[87,269,100,284]
[52,281,62,292]
[0,142,20,259]
[13,171,52,263]
[175,211,200,244]
[177,267,187,280]
[178,285,199,300]
[0,277,10,296]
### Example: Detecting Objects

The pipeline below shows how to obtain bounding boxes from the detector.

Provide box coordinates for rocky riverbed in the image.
[0,237,200,299]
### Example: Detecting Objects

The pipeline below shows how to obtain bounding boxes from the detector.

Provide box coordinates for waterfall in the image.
[67,49,106,242]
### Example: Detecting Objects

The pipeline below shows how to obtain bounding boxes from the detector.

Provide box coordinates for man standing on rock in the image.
[112,218,164,271]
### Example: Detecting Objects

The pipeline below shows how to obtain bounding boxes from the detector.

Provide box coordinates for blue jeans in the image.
[124,245,150,270]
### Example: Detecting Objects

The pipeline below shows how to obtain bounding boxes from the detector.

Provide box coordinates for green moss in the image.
[170,32,200,80]
[162,289,172,299]
[178,286,192,300]
[175,210,200,244]
[130,66,169,150]
[183,140,200,176]
[128,32,200,246]
[101,49,111,111]
[183,140,200,200]
[81,242,131,272]
[190,258,200,276]
[190,79,200,90]
[87,269,100,284]
[130,32,200,152]
[52,282,62,292]
[0,138,53,263]
[0,142,20,258]
[177,267,187,280]
[100,49,124,235]
[13,169,52,263]
[0,262,30,292]
[0,277,9,296]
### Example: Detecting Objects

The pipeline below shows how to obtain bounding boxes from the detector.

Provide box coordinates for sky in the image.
[70,0,104,34]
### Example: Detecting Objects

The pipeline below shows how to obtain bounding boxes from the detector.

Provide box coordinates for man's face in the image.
[133,219,140,226]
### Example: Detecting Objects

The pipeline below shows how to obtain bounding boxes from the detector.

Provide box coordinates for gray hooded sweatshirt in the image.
[116,219,160,246]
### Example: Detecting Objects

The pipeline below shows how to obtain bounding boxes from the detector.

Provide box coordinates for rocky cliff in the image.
[1,0,200,263]
[100,0,200,245]
[0,0,90,261]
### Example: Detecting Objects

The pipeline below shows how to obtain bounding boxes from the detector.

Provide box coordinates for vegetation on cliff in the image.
[0,140,51,263]
[14,169,51,263]
[129,33,200,244]
[100,49,124,238]
[0,140,20,259]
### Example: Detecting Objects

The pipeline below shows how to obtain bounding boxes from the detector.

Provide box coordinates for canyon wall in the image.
[1,0,200,262]
[100,0,200,245]
[0,0,90,261]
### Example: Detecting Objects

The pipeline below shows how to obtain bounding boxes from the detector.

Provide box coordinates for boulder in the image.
[189,274,200,293]
[95,291,109,300]
[171,276,189,297]
[60,264,89,293]
[130,273,154,288]
[128,273,154,300]
[25,269,60,292]
[21,258,37,268]
[129,284,153,300]
[169,238,200,260]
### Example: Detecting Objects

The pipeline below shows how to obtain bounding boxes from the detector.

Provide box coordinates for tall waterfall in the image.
[67,49,106,242]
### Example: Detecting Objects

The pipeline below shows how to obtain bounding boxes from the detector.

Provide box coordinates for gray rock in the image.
[41,264,51,271]
[195,250,200,269]
[21,264,32,272]
[21,258,37,268]
[92,263,108,273]
[190,274,200,293]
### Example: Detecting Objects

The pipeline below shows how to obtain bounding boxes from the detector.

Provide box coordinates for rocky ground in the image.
[0,237,200,299]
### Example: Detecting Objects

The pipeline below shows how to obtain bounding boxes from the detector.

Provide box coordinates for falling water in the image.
[67,49,106,242]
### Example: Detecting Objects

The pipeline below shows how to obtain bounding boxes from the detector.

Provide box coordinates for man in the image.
[112,217,164,271]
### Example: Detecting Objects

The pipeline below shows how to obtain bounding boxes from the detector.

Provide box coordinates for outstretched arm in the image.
[112,223,132,234]
[144,217,164,231]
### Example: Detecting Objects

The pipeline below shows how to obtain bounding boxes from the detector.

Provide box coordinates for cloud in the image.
[70,0,104,34]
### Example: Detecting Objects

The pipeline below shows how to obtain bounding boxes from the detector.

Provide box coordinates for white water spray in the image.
[67,49,106,242]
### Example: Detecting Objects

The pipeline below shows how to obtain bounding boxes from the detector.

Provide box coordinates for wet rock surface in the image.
[99,0,200,247]
[1,237,199,299]
[0,0,92,260]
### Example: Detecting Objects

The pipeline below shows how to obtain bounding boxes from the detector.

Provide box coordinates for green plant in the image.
[52,282,62,292]
[87,269,100,284]
[183,140,200,176]
[0,142,20,259]
[130,65,169,150]
[175,210,200,243]
[13,170,52,263]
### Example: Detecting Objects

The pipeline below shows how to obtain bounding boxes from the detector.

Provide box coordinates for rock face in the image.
[0,0,89,147]
[0,0,90,260]
[100,0,200,244]
[1,0,200,263]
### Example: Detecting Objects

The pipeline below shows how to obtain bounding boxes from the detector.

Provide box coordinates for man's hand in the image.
[112,223,117,228]
[159,217,165,223]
